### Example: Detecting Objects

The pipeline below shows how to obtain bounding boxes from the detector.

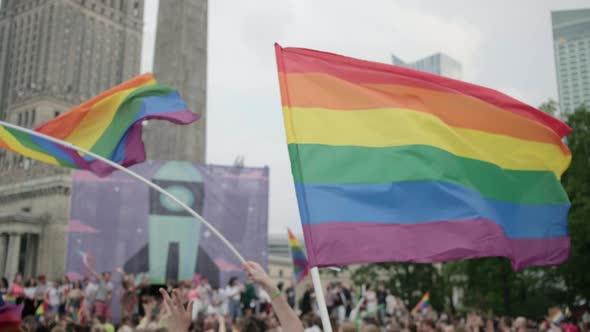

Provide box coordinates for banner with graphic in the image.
[66,161,269,290]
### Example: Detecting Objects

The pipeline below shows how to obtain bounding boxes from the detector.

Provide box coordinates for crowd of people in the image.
[0,263,588,332]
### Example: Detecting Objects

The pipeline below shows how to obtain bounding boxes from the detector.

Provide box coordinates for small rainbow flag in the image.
[0,296,22,332]
[76,249,96,269]
[411,292,430,314]
[75,298,85,323]
[550,307,566,324]
[2,295,16,304]
[288,228,310,283]
[0,73,199,176]
[35,303,44,318]
[275,45,571,270]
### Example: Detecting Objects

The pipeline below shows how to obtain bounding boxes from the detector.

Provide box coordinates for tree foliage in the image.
[557,106,590,306]
[539,99,559,116]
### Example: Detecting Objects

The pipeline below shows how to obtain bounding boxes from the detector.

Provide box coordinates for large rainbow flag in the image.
[275,45,571,270]
[288,228,310,283]
[0,73,199,176]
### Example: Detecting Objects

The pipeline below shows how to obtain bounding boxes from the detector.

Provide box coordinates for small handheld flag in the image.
[550,307,566,324]
[35,303,44,318]
[0,73,199,177]
[411,292,430,314]
[288,228,310,283]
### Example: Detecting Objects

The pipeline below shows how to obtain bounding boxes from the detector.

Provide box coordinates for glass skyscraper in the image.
[552,8,590,114]
[392,53,462,80]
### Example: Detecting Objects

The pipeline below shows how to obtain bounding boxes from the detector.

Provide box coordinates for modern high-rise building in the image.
[0,0,143,279]
[143,0,208,163]
[392,53,462,79]
[551,8,590,114]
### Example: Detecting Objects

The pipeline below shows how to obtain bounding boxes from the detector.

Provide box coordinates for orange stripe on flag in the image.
[279,72,567,149]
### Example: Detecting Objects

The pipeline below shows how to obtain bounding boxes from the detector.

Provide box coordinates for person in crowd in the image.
[34,275,48,312]
[385,289,397,318]
[339,321,356,332]
[82,276,98,323]
[377,282,387,324]
[88,269,113,322]
[208,287,225,317]
[242,281,259,317]
[57,276,70,318]
[8,273,24,304]
[0,277,9,298]
[514,317,528,332]
[325,283,336,315]
[66,280,83,323]
[286,282,296,309]
[300,284,314,317]
[226,276,243,321]
[303,314,322,332]
[333,282,347,323]
[364,285,378,314]
[136,273,152,317]
[198,277,213,309]
[44,280,60,316]
[22,279,37,318]
[117,267,138,319]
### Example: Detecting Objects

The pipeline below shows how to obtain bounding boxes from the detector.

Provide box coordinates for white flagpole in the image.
[310,267,333,332]
[0,120,246,264]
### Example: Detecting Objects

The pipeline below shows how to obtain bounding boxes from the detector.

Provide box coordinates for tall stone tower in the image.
[144,0,207,163]
[0,0,143,280]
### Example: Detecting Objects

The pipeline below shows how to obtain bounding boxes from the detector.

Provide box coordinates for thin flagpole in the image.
[310,267,333,332]
[286,230,297,310]
[0,120,246,264]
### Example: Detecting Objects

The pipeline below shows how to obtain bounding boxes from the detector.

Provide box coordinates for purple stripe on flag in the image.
[302,219,570,271]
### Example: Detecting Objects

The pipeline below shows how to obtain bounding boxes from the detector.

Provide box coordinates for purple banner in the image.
[66,160,268,291]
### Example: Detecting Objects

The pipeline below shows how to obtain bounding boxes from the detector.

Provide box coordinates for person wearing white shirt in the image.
[225,277,243,321]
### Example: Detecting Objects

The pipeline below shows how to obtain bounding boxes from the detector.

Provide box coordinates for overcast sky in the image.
[140,0,588,236]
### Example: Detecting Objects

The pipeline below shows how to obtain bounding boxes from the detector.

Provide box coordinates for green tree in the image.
[459,258,565,318]
[557,106,590,306]
[351,262,449,312]
[539,99,559,116]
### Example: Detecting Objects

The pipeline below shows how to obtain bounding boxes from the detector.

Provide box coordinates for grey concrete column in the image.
[0,234,8,277]
[23,234,38,279]
[4,233,21,281]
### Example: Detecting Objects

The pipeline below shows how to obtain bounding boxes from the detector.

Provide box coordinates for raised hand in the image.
[243,261,274,292]
[159,288,193,332]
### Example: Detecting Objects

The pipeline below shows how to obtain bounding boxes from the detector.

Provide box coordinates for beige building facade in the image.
[0,0,143,280]
[0,0,209,282]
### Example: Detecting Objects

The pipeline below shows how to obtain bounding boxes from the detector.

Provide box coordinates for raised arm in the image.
[244,261,304,332]
[86,265,101,281]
